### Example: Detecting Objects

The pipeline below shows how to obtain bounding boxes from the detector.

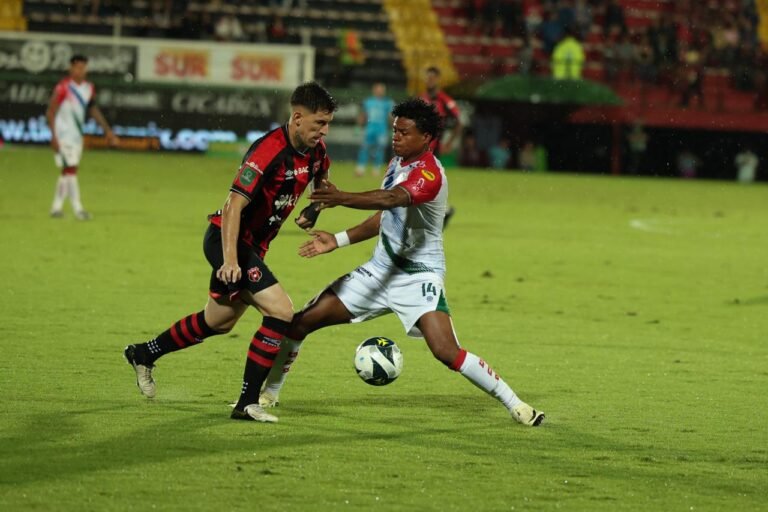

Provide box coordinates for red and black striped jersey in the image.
[421,90,460,121]
[420,90,460,153]
[209,125,330,258]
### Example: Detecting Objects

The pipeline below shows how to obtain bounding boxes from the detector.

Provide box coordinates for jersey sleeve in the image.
[52,81,67,105]
[398,167,443,205]
[231,149,278,200]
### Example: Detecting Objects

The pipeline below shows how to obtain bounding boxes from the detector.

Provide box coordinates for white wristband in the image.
[334,231,350,248]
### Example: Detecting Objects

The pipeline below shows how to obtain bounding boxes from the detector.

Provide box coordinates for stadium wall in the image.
[0,31,314,152]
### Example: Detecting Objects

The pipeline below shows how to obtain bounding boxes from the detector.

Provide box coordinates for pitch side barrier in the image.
[0,31,313,152]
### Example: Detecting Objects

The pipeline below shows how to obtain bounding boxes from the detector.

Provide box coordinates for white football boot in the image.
[258,389,280,408]
[124,345,156,398]
[230,404,278,423]
[511,402,545,427]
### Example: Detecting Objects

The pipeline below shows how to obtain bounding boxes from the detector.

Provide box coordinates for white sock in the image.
[262,338,303,395]
[51,175,68,212]
[66,175,84,212]
[453,350,522,411]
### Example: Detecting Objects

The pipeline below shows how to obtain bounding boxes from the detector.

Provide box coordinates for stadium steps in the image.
[0,0,27,30]
[383,0,458,93]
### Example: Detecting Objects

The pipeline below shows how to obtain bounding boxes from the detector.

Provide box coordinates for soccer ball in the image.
[354,337,403,386]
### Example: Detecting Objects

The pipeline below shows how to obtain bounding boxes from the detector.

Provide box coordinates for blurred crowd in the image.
[73,0,298,43]
[462,0,767,103]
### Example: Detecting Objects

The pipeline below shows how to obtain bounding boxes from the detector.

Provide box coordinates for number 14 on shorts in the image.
[421,283,438,297]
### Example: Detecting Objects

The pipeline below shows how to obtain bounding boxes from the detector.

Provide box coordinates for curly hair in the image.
[391,98,442,139]
[290,81,338,113]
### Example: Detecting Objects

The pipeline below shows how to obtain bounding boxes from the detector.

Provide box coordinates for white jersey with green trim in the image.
[370,152,448,277]
[52,77,95,144]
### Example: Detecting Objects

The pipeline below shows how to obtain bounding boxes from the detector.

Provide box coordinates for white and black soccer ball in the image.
[354,337,403,386]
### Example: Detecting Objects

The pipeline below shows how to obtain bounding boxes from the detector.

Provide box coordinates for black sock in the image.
[135,311,219,365]
[234,317,290,410]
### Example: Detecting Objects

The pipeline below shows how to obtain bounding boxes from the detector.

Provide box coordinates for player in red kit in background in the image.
[420,66,461,229]
[124,82,338,423]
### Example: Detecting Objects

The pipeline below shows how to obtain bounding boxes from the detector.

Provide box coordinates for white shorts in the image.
[54,140,83,168]
[329,260,450,338]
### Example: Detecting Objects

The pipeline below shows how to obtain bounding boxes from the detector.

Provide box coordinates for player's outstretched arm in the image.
[310,180,409,211]
[298,212,381,259]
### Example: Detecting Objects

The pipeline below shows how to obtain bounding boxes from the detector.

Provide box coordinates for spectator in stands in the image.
[489,136,512,170]
[538,6,564,54]
[518,140,536,171]
[735,147,759,183]
[573,0,593,39]
[482,0,503,36]
[677,149,700,178]
[626,120,648,175]
[648,18,678,88]
[551,27,584,80]
[267,13,288,43]
[557,0,576,34]
[603,33,618,82]
[459,129,489,168]
[337,29,365,85]
[636,33,657,84]
[603,0,626,37]
[731,42,756,90]
[615,32,636,80]
[465,0,487,35]
[679,45,704,108]
[721,16,740,65]
[737,11,758,48]
[215,13,245,42]
[517,34,534,74]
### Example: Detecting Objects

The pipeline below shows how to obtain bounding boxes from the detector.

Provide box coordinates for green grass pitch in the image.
[1,146,767,511]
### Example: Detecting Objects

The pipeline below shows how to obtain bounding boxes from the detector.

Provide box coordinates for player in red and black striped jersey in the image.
[420,66,462,157]
[124,82,338,423]
[420,66,461,229]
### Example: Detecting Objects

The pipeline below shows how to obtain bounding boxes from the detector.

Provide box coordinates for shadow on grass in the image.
[1,394,764,502]
[0,394,496,487]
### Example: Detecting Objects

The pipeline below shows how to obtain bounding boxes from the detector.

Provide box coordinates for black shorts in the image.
[203,224,278,300]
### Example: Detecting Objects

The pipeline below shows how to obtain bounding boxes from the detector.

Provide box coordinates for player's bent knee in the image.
[267,304,293,323]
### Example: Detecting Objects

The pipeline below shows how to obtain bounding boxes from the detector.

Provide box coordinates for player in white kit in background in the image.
[47,54,118,220]
[261,98,545,426]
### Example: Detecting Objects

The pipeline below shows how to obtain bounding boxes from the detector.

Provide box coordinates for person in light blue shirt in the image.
[356,83,394,177]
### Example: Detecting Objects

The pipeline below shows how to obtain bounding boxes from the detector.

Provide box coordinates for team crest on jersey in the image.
[247,267,263,283]
[240,168,257,186]
[421,169,436,181]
